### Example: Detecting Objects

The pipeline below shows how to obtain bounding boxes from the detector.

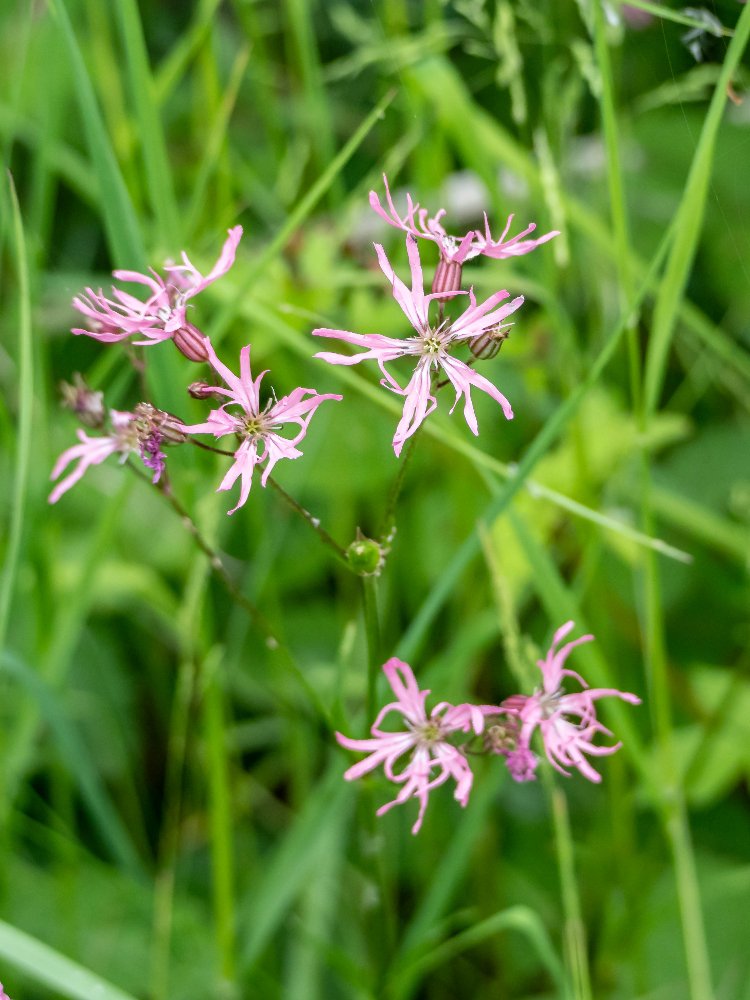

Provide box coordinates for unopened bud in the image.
[346,529,386,577]
[432,258,463,296]
[60,373,105,427]
[188,381,223,400]
[468,324,510,361]
[173,322,209,363]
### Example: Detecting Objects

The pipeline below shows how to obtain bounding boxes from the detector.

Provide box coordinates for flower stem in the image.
[127,463,331,724]
[202,650,237,987]
[546,777,592,1000]
[362,575,382,724]
[379,431,419,540]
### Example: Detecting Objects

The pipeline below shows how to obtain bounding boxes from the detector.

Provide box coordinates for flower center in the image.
[242,414,268,437]
[422,335,443,355]
[535,687,564,720]
[413,718,445,746]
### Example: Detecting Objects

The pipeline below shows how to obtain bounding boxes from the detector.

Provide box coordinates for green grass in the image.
[1,1,749,998]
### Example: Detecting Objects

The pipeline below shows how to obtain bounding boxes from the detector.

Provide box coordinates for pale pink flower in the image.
[370,175,558,266]
[72,226,242,354]
[0,983,10,1000]
[336,658,490,834]
[314,236,522,456]
[182,338,341,514]
[507,621,641,783]
[49,410,139,503]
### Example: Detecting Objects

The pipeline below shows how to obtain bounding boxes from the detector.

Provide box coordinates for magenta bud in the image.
[173,322,209,362]
[188,381,223,400]
[431,259,463,296]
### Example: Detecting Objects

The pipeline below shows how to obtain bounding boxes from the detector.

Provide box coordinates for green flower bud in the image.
[346,530,385,577]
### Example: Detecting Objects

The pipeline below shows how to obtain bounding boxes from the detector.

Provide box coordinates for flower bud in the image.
[173,322,209,362]
[59,373,105,427]
[432,258,463,296]
[346,529,386,577]
[188,381,224,400]
[468,324,510,360]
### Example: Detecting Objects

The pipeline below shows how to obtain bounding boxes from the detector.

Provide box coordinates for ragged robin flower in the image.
[72,226,242,360]
[370,174,558,294]
[336,658,494,834]
[503,621,641,783]
[314,235,522,456]
[182,338,341,514]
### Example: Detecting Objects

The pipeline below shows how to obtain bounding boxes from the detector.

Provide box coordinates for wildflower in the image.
[182,338,341,514]
[314,236,522,456]
[507,621,641,783]
[49,410,139,503]
[370,174,558,293]
[336,658,490,834]
[72,226,242,358]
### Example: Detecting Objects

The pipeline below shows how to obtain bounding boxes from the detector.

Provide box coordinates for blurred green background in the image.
[1,1,749,998]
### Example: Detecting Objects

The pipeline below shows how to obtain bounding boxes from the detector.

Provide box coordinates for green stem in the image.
[546,779,592,1000]
[379,432,419,541]
[128,463,332,724]
[203,652,236,986]
[362,576,382,724]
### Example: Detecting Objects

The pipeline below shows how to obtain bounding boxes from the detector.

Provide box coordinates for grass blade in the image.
[113,0,180,245]
[0,174,33,657]
[643,3,750,416]
[0,918,139,1000]
[49,0,145,267]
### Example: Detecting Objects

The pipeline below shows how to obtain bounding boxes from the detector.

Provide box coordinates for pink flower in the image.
[49,410,139,503]
[336,658,491,834]
[182,338,341,514]
[370,175,558,266]
[314,236,522,456]
[508,621,641,783]
[72,226,242,355]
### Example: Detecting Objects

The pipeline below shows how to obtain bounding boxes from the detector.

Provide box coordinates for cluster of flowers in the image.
[338,622,641,834]
[50,176,557,507]
[50,178,641,834]
[51,224,342,513]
